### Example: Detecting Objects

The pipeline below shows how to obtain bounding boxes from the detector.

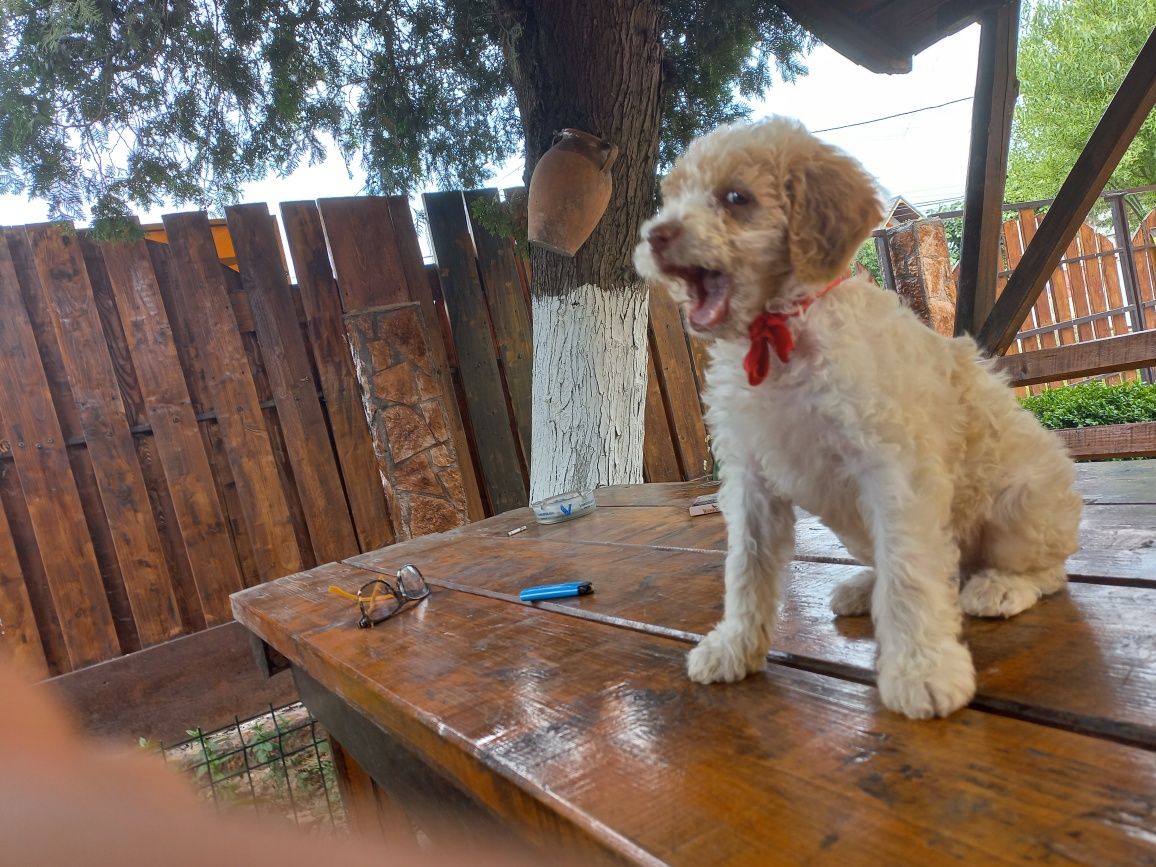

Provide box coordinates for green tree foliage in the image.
[1006,0,1156,202]
[0,0,811,229]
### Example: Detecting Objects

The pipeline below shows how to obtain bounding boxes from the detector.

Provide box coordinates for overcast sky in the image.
[0,24,981,236]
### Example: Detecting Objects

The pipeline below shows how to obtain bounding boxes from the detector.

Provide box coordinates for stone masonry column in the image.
[344,302,469,540]
[883,219,957,338]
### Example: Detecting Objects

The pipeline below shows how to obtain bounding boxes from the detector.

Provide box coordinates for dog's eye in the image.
[723,190,751,207]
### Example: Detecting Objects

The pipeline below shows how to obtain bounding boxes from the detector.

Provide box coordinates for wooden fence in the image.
[936,186,1156,391]
[0,189,713,702]
[0,208,391,681]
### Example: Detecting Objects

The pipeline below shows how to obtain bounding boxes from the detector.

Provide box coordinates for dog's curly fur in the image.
[633,118,1082,719]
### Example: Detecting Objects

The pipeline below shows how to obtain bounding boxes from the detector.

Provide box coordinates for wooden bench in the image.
[233,460,1156,864]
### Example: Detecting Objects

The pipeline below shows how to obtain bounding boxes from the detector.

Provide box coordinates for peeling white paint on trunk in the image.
[529,281,649,503]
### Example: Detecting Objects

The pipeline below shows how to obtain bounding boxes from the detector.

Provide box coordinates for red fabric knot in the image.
[743,277,843,387]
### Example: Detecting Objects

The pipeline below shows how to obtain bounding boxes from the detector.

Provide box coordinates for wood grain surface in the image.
[233,461,1156,865]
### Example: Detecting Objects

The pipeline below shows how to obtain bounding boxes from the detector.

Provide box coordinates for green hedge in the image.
[1020,380,1156,430]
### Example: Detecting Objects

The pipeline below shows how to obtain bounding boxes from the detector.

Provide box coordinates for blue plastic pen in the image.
[518,581,593,602]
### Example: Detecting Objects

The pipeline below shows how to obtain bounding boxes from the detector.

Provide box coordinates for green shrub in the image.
[1019,380,1156,430]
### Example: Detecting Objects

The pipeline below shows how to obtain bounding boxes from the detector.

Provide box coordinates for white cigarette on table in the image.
[507,525,529,537]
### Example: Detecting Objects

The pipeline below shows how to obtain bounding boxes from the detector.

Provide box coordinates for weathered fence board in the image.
[1019,210,1061,353]
[384,195,488,521]
[648,284,709,481]
[161,213,304,583]
[0,234,119,669]
[0,495,47,678]
[315,197,411,310]
[315,196,486,521]
[643,348,683,483]
[27,225,183,648]
[100,236,244,626]
[280,201,396,551]
[424,191,527,513]
[1134,211,1156,329]
[463,189,534,471]
[227,204,360,564]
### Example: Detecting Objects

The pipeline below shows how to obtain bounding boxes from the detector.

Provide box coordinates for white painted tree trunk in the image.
[529,281,650,503]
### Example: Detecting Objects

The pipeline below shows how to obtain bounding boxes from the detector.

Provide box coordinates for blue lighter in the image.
[518,581,593,602]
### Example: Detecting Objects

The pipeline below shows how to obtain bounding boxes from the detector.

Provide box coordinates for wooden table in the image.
[232,461,1156,865]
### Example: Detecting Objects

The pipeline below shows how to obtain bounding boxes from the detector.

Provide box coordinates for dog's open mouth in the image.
[673,266,732,330]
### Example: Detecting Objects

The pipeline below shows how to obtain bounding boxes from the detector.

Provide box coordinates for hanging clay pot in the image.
[527,129,619,257]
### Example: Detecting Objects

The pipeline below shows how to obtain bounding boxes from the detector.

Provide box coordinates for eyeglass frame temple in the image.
[356,572,430,628]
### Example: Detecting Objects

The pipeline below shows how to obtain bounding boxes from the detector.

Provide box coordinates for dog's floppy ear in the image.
[785,148,884,285]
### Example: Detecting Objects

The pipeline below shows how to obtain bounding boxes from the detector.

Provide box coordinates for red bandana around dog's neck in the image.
[743,277,843,386]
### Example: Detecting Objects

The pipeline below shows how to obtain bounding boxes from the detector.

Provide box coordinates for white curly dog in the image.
[633,118,1082,719]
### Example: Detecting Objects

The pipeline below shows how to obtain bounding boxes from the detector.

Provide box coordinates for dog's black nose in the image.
[647,222,681,254]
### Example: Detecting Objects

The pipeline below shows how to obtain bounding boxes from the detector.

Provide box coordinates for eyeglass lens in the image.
[397,564,428,598]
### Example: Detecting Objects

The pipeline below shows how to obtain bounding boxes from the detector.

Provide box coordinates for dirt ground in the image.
[156,703,348,836]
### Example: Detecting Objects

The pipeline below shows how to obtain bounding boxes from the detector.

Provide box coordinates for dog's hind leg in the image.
[823,517,877,616]
[831,568,875,616]
[962,476,1081,618]
[960,565,1066,618]
[687,471,795,684]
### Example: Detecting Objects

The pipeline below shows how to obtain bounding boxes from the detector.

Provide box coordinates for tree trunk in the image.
[492,0,665,503]
[529,282,649,499]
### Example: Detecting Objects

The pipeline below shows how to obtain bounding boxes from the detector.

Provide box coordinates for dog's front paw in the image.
[876,639,975,720]
[687,626,766,684]
[831,568,875,616]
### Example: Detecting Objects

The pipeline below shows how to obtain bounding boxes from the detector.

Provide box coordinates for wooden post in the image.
[872,230,897,293]
[978,26,1156,355]
[1107,193,1154,383]
[1107,193,1149,333]
[955,1,1019,337]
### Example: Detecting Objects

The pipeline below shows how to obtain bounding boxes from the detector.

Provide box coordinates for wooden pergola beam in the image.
[774,0,913,74]
[978,26,1156,355]
[871,0,1009,59]
[954,2,1019,337]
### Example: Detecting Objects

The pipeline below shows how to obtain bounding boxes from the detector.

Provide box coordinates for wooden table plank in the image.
[345,533,1156,746]
[595,479,718,507]
[1076,444,1156,491]
[229,560,373,657]
[227,203,360,564]
[460,498,1156,586]
[233,584,1156,866]
[26,225,183,647]
[0,234,119,668]
[605,463,1156,508]
[100,236,245,625]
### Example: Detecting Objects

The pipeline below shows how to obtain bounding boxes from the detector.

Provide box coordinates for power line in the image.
[488,97,975,188]
[812,96,973,134]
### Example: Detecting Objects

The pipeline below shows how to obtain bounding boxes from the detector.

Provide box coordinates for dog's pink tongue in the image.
[689,271,731,330]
